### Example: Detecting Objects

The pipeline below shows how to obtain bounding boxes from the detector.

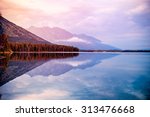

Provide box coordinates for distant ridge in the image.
[0,16,51,44]
[28,26,118,50]
[28,26,73,40]
[0,16,79,52]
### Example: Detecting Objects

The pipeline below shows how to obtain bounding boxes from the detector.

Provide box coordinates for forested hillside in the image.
[0,15,79,53]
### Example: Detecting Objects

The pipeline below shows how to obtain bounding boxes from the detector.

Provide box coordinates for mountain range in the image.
[28,26,117,50]
[0,16,79,52]
[0,16,50,44]
[0,15,117,50]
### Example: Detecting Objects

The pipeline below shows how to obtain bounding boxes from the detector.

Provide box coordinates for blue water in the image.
[0,52,150,100]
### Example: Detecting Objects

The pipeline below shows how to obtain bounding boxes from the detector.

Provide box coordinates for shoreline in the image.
[1,50,150,54]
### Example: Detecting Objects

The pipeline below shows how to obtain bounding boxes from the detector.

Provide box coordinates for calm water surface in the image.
[0,52,150,100]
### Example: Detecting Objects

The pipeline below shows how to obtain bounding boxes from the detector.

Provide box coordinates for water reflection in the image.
[28,53,117,76]
[0,53,78,86]
[0,53,150,100]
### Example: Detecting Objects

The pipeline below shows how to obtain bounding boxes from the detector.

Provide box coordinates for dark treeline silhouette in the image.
[0,23,10,52]
[0,20,11,52]
[0,35,79,52]
[9,42,79,52]
[80,50,150,52]
[0,56,8,69]
[0,52,79,86]
[0,52,79,69]
[0,19,79,52]
[10,53,79,61]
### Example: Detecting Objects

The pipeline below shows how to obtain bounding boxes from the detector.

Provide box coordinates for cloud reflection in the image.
[0,53,149,100]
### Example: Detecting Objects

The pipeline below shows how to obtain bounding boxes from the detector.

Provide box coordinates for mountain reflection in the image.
[27,53,117,76]
[0,53,79,86]
[10,53,79,61]
[0,53,149,100]
[0,52,118,100]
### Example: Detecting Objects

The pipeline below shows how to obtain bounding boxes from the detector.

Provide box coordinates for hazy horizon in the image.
[0,0,150,49]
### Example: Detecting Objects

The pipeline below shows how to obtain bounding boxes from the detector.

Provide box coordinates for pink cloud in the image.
[0,0,149,49]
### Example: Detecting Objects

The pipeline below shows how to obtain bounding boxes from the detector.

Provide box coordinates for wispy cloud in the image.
[0,0,150,49]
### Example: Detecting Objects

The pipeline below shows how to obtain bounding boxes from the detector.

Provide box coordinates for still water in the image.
[0,52,150,100]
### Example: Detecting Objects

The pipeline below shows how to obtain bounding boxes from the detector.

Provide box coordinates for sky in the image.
[0,0,150,49]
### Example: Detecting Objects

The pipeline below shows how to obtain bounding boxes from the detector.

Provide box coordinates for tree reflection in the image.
[10,53,79,61]
[0,52,79,86]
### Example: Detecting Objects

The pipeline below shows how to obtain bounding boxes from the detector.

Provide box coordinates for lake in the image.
[0,52,150,100]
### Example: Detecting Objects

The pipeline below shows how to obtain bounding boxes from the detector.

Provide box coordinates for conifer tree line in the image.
[1,14,79,52]
[0,34,10,50]
[0,22,79,52]
[9,42,79,52]
[10,53,79,61]
[0,34,79,52]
